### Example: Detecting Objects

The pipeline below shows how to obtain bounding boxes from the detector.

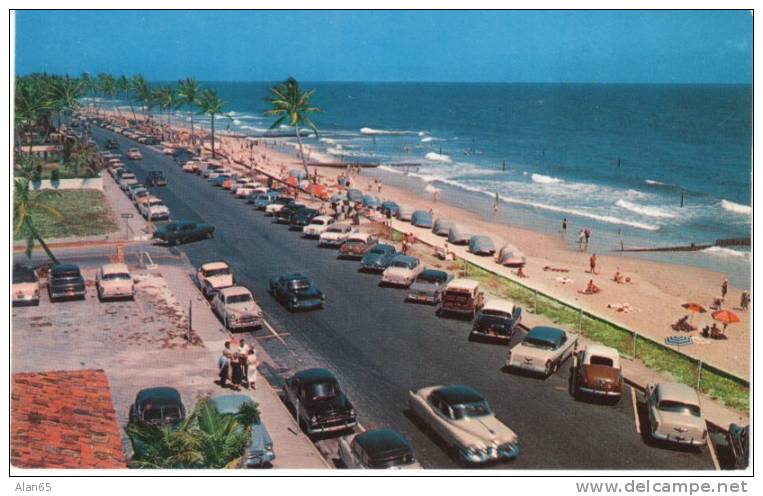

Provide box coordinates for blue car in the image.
[380,201,400,217]
[359,243,398,273]
[210,395,275,468]
[212,174,233,187]
[251,191,280,208]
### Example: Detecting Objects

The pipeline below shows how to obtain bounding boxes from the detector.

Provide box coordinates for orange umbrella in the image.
[682,302,706,313]
[711,310,740,325]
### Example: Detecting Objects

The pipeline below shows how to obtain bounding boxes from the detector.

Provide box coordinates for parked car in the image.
[381,255,424,287]
[406,269,453,305]
[408,384,519,465]
[470,298,522,342]
[146,170,167,187]
[319,223,354,247]
[251,191,280,208]
[201,164,224,179]
[234,181,261,198]
[48,263,86,302]
[106,138,119,150]
[275,203,306,224]
[432,218,455,237]
[360,244,398,273]
[269,273,325,311]
[210,395,275,468]
[173,148,196,164]
[96,263,135,300]
[129,387,186,427]
[126,148,143,160]
[448,225,472,245]
[126,184,147,201]
[212,174,233,187]
[380,201,400,217]
[469,235,496,256]
[302,215,335,238]
[211,286,263,330]
[338,429,421,469]
[196,261,234,298]
[411,210,434,228]
[139,197,170,221]
[132,189,151,205]
[143,136,160,145]
[290,208,320,231]
[505,326,578,377]
[118,172,139,190]
[153,220,214,245]
[570,344,623,400]
[438,278,484,318]
[338,231,378,259]
[12,264,40,306]
[265,196,294,216]
[726,424,749,469]
[282,368,357,435]
[645,382,707,447]
[181,161,200,173]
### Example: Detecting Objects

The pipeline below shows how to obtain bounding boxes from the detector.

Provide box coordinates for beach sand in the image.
[90,109,751,379]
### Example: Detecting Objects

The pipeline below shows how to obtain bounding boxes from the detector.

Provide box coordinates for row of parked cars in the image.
[101,148,172,222]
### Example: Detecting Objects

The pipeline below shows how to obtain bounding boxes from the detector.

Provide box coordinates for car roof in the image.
[355,429,413,460]
[101,263,130,275]
[219,286,252,297]
[583,344,620,362]
[202,261,230,271]
[347,231,372,242]
[210,394,254,415]
[656,382,700,406]
[312,215,333,222]
[446,278,480,291]
[434,385,484,406]
[419,269,448,279]
[136,387,182,406]
[373,243,395,251]
[294,368,338,385]
[391,254,419,264]
[283,272,309,281]
[412,210,433,219]
[481,298,515,314]
[51,263,80,274]
[527,326,566,342]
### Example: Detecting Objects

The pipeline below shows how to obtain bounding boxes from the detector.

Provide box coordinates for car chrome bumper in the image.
[228,317,263,329]
[577,386,622,396]
[307,419,357,435]
[406,293,437,304]
[50,289,86,299]
[651,430,707,446]
[459,444,520,464]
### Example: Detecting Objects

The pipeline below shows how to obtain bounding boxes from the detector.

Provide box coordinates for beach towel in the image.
[556,276,574,284]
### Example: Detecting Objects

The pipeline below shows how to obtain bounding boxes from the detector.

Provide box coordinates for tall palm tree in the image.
[14,171,62,264]
[263,77,320,178]
[80,72,97,113]
[177,77,201,144]
[15,76,54,152]
[51,75,85,127]
[156,85,178,127]
[116,75,137,122]
[196,88,230,158]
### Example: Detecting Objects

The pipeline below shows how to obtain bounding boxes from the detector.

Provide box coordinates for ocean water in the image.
[97,82,752,285]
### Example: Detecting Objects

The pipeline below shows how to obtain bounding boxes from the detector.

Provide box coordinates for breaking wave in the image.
[425,152,452,163]
[702,246,750,260]
[721,199,752,216]
[531,173,563,184]
[615,199,678,219]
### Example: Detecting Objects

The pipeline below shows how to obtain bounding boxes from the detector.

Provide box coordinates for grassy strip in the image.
[458,259,748,411]
[15,190,119,240]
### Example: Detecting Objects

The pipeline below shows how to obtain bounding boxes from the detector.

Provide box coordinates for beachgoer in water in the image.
[562,218,567,233]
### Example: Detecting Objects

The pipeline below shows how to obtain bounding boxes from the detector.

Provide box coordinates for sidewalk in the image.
[157,264,330,469]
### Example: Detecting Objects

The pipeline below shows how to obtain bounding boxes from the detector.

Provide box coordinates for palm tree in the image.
[196,88,230,158]
[177,77,201,144]
[126,417,202,469]
[80,72,97,113]
[15,76,54,152]
[51,75,85,127]
[263,77,320,178]
[192,399,248,469]
[156,85,178,126]
[116,75,137,122]
[14,170,62,264]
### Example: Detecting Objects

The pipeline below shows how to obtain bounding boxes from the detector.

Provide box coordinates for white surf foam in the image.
[425,152,452,163]
[360,127,415,136]
[615,199,678,219]
[645,179,667,186]
[531,173,563,184]
[721,199,752,216]
[702,246,750,260]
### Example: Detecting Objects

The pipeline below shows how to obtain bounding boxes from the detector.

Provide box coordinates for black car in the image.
[48,263,86,302]
[359,244,398,272]
[282,368,357,436]
[289,208,320,230]
[129,387,186,427]
[269,273,325,311]
[726,423,749,469]
[470,300,522,342]
[153,220,214,245]
[106,138,119,150]
[146,170,167,187]
[173,148,195,164]
[275,203,306,224]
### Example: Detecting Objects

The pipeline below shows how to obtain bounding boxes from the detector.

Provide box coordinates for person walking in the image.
[246,348,258,389]
[562,218,567,234]
[740,290,750,311]
[589,253,597,274]
[238,340,250,388]
[584,228,591,246]
[721,279,729,299]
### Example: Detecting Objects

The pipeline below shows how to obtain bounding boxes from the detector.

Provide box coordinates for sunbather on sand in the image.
[613,271,625,284]
[543,265,570,273]
[578,279,601,295]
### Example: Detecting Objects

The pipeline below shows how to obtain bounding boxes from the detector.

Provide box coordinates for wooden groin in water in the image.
[614,237,750,253]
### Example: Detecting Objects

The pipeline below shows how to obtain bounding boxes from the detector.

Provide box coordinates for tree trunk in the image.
[210,114,216,158]
[294,125,310,179]
[128,98,137,123]
[190,109,194,146]
[25,219,59,264]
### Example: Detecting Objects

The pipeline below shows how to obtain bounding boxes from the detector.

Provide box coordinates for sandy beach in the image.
[90,108,751,379]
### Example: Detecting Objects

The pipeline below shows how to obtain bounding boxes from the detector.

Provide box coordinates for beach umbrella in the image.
[682,302,706,323]
[711,309,740,333]
[665,335,693,347]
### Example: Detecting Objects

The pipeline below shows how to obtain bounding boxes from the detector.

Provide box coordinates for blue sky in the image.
[15,10,752,83]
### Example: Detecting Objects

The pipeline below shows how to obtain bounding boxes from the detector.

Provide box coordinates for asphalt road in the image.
[89,127,716,470]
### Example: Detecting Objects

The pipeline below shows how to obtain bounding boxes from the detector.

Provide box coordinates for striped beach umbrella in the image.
[665,335,693,347]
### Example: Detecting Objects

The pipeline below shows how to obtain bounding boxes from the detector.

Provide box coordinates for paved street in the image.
[87,126,716,470]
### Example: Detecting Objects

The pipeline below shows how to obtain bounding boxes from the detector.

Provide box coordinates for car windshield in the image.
[289,279,311,291]
[204,268,230,277]
[370,247,391,255]
[418,272,446,283]
[367,454,416,469]
[589,356,614,367]
[102,273,130,281]
[162,407,181,422]
[658,400,701,417]
[477,313,508,326]
[310,218,327,225]
[54,270,81,279]
[306,382,338,401]
[149,200,164,207]
[451,400,492,419]
[226,293,252,304]
[143,407,163,422]
[392,259,416,269]
[523,337,557,350]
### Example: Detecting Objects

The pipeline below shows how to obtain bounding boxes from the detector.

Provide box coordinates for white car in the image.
[645,382,707,446]
[161,146,175,155]
[408,384,519,465]
[505,326,578,377]
[207,168,232,180]
[338,429,423,469]
[182,161,201,173]
[381,255,424,287]
[95,263,134,300]
[302,215,336,238]
[127,186,148,202]
[265,197,293,216]
[211,286,263,330]
[196,261,234,298]
[118,172,138,190]
[139,197,170,221]
[319,223,354,247]
[234,181,262,198]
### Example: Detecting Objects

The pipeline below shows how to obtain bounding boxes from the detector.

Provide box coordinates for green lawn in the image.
[15,190,118,240]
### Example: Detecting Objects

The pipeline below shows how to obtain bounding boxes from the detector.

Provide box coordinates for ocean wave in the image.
[425,152,452,163]
[239,124,268,133]
[615,199,678,219]
[645,179,666,186]
[421,136,445,143]
[320,138,338,144]
[377,165,405,175]
[702,246,750,260]
[531,173,563,184]
[721,199,751,216]
[360,127,414,135]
